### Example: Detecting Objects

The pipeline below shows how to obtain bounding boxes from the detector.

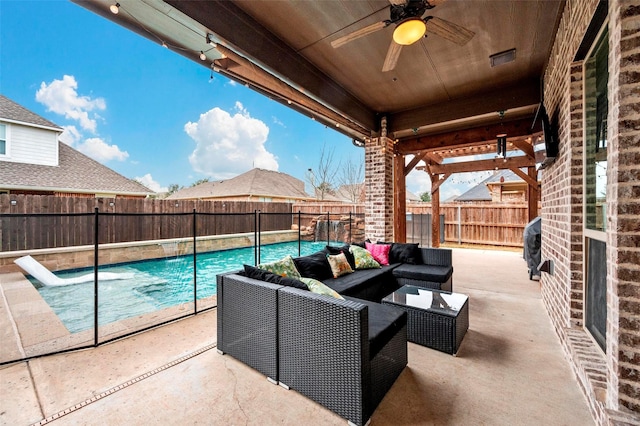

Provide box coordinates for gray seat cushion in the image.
[345,296,407,358]
[392,263,453,283]
[323,264,398,296]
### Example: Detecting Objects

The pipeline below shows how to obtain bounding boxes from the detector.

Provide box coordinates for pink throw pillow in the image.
[365,242,391,265]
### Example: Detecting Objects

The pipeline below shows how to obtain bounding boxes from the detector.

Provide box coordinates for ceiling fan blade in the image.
[426,16,475,46]
[331,21,388,48]
[382,41,403,72]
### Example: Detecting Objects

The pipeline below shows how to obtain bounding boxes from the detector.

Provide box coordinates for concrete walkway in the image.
[0,248,594,425]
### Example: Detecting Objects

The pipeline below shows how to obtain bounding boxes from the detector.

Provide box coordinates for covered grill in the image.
[523,217,542,280]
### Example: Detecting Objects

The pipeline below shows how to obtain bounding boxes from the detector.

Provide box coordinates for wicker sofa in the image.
[216,272,407,426]
[216,244,453,425]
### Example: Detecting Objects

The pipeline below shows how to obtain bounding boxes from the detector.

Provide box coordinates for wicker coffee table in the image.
[382,285,469,355]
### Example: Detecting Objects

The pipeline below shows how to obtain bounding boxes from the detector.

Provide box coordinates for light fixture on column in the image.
[110,3,120,14]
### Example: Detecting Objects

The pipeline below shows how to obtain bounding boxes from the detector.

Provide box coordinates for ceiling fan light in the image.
[393,18,426,45]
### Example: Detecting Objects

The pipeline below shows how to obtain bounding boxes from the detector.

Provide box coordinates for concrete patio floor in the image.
[0,248,594,425]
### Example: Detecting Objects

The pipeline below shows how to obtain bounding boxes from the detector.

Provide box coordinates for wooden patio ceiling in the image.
[74,0,564,153]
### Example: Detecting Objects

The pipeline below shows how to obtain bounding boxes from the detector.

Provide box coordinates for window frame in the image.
[0,122,9,158]
[582,21,609,354]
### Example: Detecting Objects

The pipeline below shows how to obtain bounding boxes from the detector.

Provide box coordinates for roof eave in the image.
[0,118,63,133]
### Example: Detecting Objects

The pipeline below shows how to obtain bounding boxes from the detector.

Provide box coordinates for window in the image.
[585,28,609,232]
[0,124,6,156]
[583,25,608,352]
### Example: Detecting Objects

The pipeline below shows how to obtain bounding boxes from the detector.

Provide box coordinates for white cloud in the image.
[405,155,431,196]
[59,125,81,146]
[76,137,129,162]
[184,105,278,179]
[135,173,166,193]
[272,116,285,127]
[36,75,106,133]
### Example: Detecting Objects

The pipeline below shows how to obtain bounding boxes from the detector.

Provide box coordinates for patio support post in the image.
[364,116,395,241]
[394,151,407,243]
[430,173,441,248]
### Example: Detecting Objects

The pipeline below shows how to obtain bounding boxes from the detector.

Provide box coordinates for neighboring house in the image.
[454,169,536,203]
[332,183,364,203]
[167,168,314,202]
[0,95,154,198]
[406,190,421,204]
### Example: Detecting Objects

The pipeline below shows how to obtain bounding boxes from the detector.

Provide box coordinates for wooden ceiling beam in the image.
[428,155,535,175]
[387,79,541,135]
[396,117,540,155]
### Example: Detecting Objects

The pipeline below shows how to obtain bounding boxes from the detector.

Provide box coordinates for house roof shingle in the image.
[0,141,154,195]
[0,95,62,130]
[168,168,312,200]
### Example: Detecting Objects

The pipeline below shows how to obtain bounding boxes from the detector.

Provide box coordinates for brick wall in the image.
[541,0,640,422]
[607,0,640,414]
[364,136,394,241]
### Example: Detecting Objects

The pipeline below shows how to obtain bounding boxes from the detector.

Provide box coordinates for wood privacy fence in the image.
[407,203,533,247]
[0,195,533,251]
[0,195,294,251]
[294,202,533,248]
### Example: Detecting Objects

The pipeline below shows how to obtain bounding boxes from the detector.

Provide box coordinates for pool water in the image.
[35,241,335,333]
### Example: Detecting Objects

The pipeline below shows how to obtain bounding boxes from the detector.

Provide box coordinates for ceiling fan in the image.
[331,0,475,72]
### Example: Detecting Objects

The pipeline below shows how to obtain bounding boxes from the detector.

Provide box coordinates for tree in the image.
[190,178,210,187]
[420,191,432,202]
[165,183,182,197]
[307,142,340,200]
[337,156,364,203]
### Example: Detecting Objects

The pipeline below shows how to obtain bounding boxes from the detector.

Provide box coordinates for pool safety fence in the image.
[0,209,364,365]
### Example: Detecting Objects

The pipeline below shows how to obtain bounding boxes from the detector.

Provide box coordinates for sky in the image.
[1,0,488,199]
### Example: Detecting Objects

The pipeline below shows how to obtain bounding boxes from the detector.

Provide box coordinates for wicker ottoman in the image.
[382,285,469,355]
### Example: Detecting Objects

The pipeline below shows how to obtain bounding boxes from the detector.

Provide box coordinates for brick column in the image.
[364,123,394,242]
[606,0,640,413]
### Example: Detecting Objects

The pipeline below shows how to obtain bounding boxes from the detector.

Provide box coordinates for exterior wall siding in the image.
[541,0,640,422]
[1,122,58,166]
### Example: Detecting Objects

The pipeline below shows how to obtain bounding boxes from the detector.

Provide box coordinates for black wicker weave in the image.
[277,287,407,426]
[216,273,281,382]
[382,286,469,355]
[392,248,454,291]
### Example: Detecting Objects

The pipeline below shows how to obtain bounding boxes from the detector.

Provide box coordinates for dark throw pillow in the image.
[378,241,421,265]
[293,251,333,281]
[390,243,422,264]
[243,264,308,290]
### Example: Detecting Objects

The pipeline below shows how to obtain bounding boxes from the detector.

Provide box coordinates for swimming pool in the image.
[34,241,335,333]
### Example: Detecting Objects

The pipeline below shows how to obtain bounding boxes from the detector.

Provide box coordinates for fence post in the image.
[327,212,330,246]
[457,205,462,245]
[349,212,352,243]
[254,210,258,265]
[93,207,99,346]
[297,211,301,256]
[193,208,197,313]
[257,210,261,264]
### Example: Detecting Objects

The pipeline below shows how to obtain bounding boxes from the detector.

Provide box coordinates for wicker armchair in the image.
[216,273,281,383]
[277,286,407,426]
